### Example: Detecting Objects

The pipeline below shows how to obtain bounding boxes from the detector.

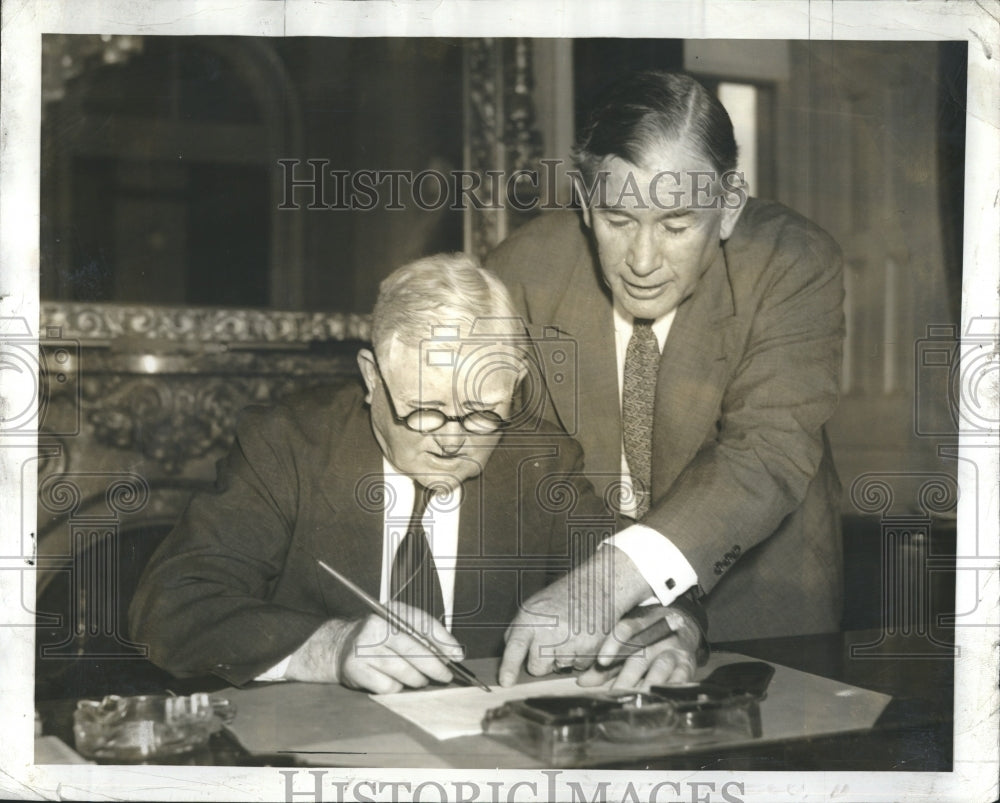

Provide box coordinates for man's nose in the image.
[626,225,662,277]
[433,423,467,454]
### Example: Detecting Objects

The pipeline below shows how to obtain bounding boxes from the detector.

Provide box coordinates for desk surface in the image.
[221,650,894,769]
[37,629,954,771]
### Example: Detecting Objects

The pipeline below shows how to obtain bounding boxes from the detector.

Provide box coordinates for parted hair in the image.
[573,70,739,182]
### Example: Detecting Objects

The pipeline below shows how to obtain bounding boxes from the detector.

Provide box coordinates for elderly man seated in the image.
[129,253,705,694]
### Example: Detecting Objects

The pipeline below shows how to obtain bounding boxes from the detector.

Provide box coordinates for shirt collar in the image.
[381,457,463,508]
[611,301,676,352]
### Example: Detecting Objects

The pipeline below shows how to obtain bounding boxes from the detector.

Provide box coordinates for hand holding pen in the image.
[310,559,491,693]
[284,597,467,693]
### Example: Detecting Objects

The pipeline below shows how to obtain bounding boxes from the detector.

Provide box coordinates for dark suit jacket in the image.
[487,199,845,641]
[129,382,618,686]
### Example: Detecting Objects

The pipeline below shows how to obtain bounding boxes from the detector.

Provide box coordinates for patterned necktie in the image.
[622,319,659,519]
[390,484,445,622]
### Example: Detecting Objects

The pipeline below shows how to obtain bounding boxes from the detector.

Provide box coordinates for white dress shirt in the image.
[256,458,461,681]
[602,303,700,607]
[377,458,462,627]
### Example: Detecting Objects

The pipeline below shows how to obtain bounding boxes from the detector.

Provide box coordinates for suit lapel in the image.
[452,472,482,618]
[652,246,739,494]
[309,400,386,605]
[452,450,513,608]
[549,245,622,478]
[452,444,532,657]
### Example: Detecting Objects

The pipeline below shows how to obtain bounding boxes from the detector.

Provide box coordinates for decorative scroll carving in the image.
[41,302,370,345]
[38,302,365,475]
[88,379,238,473]
[464,38,544,261]
[83,373,352,474]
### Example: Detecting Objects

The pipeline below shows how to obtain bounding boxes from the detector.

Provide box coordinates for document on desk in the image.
[371,676,609,740]
[371,652,894,745]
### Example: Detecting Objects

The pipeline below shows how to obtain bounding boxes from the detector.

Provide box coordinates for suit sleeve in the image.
[642,224,844,598]
[128,405,328,686]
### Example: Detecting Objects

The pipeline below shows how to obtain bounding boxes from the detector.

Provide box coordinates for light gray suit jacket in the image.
[488,199,845,641]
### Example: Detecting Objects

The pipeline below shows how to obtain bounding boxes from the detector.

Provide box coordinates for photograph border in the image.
[2,1,997,801]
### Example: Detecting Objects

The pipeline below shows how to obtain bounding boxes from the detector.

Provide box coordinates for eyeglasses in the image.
[372,356,511,435]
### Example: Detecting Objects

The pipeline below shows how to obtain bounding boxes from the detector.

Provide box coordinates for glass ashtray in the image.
[73,693,235,763]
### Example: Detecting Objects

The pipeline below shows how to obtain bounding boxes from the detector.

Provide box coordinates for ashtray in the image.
[73,693,235,763]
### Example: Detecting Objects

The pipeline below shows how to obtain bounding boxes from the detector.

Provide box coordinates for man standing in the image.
[130,253,705,693]
[489,72,844,681]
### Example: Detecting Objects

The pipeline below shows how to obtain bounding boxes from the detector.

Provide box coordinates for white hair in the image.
[371,253,526,361]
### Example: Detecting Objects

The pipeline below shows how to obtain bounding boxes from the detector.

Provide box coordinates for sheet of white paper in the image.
[370,653,895,747]
[371,676,610,740]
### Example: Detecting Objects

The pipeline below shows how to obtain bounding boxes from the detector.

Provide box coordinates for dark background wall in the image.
[41,37,466,312]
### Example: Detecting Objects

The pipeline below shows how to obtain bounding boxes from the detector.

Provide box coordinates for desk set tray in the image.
[482,661,774,767]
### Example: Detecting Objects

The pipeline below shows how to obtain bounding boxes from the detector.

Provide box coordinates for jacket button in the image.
[732,545,741,556]
[714,563,724,575]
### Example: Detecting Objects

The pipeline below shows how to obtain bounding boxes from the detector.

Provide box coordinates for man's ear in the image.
[718,172,748,241]
[357,348,377,403]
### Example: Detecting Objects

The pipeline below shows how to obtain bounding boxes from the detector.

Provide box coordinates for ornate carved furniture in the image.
[35,303,367,697]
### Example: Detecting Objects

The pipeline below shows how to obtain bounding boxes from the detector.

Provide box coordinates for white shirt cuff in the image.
[254,654,292,682]
[604,524,699,606]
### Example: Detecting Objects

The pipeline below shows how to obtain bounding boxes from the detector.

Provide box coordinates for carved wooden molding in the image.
[464,38,543,261]
[41,302,370,345]
[84,374,313,473]
[503,39,544,177]
[38,302,367,476]
[42,360,362,475]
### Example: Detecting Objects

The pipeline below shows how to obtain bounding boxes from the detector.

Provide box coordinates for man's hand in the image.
[499,547,651,687]
[576,604,704,690]
[285,603,464,693]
